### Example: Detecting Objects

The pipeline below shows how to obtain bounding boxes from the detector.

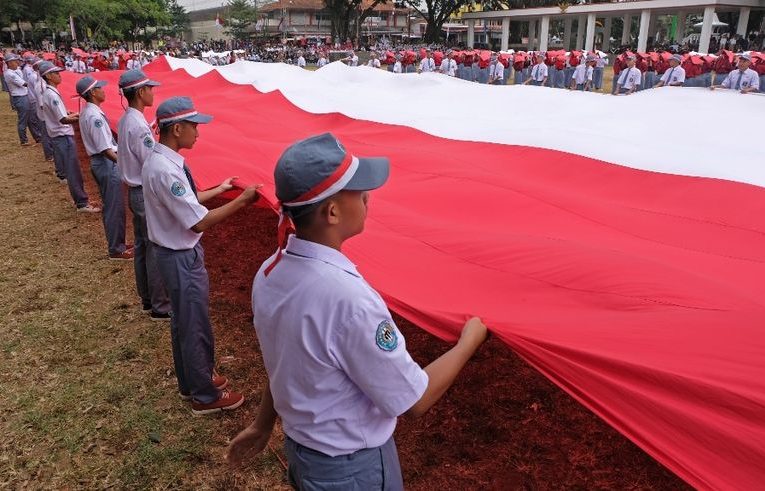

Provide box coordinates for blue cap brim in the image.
[344,157,389,191]
[185,113,213,124]
[95,80,108,88]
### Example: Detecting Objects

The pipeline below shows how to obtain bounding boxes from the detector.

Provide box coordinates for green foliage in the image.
[224,0,258,41]
[0,0,184,45]
[324,0,387,43]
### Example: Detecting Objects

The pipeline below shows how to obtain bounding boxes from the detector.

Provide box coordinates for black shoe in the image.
[141,303,152,312]
[150,311,172,322]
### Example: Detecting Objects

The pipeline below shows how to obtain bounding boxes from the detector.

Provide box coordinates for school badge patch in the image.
[143,135,154,148]
[375,320,398,352]
[94,119,103,128]
[170,181,186,197]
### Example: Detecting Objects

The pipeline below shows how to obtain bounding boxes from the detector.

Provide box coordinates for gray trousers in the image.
[155,242,218,404]
[51,135,89,208]
[40,123,54,160]
[49,126,66,179]
[26,103,44,143]
[285,436,404,491]
[128,187,170,313]
[10,95,31,144]
[90,154,127,255]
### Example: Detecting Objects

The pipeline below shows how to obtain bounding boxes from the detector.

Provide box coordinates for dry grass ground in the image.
[0,92,288,489]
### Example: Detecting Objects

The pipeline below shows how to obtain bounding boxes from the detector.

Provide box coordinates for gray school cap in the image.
[739,54,752,62]
[76,75,107,97]
[5,53,21,63]
[38,61,64,77]
[118,69,160,91]
[156,96,213,128]
[670,54,682,62]
[275,133,389,206]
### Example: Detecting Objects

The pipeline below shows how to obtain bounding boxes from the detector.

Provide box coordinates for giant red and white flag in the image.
[58,57,765,490]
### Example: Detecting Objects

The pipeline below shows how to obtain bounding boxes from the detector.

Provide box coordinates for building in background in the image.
[177,0,413,43]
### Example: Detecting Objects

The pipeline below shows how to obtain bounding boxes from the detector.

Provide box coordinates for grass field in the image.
[0,87,684,490]
[0,93,288,489]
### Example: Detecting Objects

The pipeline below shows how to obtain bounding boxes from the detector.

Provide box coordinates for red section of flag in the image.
[58,58,765,490]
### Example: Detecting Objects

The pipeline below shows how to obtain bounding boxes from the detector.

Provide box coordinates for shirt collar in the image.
[154,142,185,169]
[285,236,360,278]
[85,101,102,115]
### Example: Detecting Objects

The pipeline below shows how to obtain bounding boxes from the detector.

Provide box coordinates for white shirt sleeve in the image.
[149,164,208,231]
[331,294,428,418]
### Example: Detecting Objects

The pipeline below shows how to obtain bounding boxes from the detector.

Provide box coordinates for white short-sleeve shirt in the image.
[617,67,642,90]
[440,58,457,76]
[297,56,306,68]
[722,68,760,91]
[393,61,402,73]
[117,108,155,187]
[141,143,208,250]
[22,66,38,102]
[4,68,28,96]
[41,85,74,137]
[660,65,686,85]
[572,64,593,85]
[530,62,548,81]
[252,236,429,457]
[79,102,117,156]
[489,62,504,81]
[419,57,435,73]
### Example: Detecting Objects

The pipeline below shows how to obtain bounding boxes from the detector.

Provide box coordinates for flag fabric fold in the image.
[58,57,765,490]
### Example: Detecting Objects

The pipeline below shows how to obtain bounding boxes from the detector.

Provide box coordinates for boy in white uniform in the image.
[77,75,132,260]
[142,96,262,415]
[227,133,488,489]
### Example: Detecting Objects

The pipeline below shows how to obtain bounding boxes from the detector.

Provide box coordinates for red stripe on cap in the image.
[121,76,149,89]
[158,109,198,123]
[288,152,353,204]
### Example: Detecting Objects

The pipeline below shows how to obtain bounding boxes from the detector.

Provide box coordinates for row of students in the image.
[5,56,491,485]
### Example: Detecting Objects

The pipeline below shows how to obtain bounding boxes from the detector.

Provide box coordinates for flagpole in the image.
[69,15,77,42]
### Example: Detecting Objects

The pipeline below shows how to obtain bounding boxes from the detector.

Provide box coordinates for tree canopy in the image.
[0,0,188,46]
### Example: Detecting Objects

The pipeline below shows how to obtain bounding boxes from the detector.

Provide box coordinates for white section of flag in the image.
[165,56,765,189]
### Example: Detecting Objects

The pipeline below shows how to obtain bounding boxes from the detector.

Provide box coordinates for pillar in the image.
[528,19,536,50]
[737,7,751,36]
[675,11,686,43]
[501,17,510,51]
[698,6,714,54]
[575,15,585,50]
[539,15,550,52]
[602,16,612,51]
[467,19,475,48]
[637,9,650,52]
[563,17,572,51]
[584,13,596,52]
[621,14,631,45]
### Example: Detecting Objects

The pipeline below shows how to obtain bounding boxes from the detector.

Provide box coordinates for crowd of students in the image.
[2,41,495,489]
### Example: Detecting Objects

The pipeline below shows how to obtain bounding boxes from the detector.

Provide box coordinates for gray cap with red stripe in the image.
[274,133,390,207]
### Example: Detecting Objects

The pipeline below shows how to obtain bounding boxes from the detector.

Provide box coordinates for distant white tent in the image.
[693,14,728,28]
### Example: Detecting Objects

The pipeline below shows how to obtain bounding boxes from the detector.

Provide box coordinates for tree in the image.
[161,0,190,39]
[324,0,387,44]
[225,0,258,41]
